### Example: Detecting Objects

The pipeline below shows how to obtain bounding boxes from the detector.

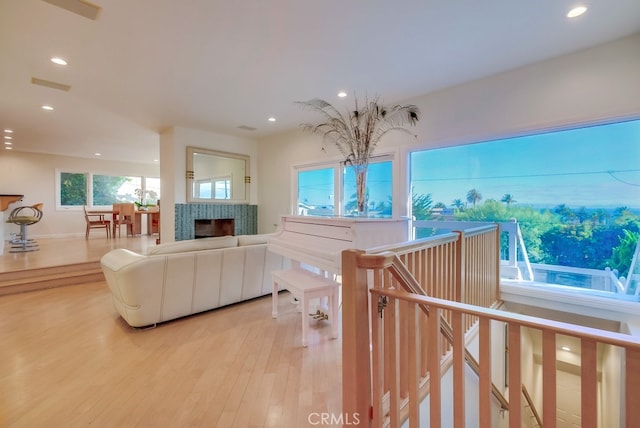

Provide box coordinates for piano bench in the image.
[272,268,340,347]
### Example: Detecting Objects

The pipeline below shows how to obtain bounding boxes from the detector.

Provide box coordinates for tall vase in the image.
[354,162,368,217]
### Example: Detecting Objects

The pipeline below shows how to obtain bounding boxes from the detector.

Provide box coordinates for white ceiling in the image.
[1,0,639,164]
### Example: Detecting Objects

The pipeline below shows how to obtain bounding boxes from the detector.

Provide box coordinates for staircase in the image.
[0,262,104,296]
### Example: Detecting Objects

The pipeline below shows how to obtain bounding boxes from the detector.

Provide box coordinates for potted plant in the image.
[297,96,420,216]
[134,189,158,210]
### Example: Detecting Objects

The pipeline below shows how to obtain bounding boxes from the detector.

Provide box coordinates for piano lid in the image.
[268,215,409,274]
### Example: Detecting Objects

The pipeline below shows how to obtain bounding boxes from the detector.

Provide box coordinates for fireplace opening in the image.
[194,218,235,239]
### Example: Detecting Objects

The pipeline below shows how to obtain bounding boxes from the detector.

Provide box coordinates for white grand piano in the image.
[268,215,410,275]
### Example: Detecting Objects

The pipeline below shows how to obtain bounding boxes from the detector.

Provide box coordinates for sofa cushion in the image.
[146,235,238,255]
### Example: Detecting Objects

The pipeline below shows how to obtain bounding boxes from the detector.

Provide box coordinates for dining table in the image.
[133,208,160,236]
[87,208,160,237]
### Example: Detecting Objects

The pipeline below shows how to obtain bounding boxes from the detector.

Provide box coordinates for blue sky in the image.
[411,119,640,209]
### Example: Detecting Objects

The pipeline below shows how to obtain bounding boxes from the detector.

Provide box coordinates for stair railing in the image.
[342,223,505,426]
[522,384,542,428]
[341,223,640,427]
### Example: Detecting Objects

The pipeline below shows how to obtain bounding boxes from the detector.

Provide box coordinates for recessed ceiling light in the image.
[567,6,587,18]
[268,117,276,122]
[561,346,571,352]
[42,105,54,111]
[51,57,68,66]
[94,152,101,156]
[5,146,12,150]
[4,129,13,133]
[4,136,12,140]
[338,91,347,98]
[4,141,12,145]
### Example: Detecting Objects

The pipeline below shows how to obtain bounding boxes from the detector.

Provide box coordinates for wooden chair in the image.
[113,203,135,237]
[83,206,111,239]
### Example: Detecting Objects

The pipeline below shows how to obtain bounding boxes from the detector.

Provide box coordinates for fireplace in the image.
[174,204,256,241]
[194,218,235,238]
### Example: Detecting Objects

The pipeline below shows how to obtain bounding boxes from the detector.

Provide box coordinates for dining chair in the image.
[83,206,111,239]
[113,203,135,237]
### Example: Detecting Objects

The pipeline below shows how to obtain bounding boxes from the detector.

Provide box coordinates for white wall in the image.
[256,33,640,234]
[600,342,623,427]
[0,150,159,239]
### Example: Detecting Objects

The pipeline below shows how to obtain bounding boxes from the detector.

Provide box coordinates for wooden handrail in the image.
[360,251,510,410]
[371,286,640,426]
[342,224,504,426]
[522,384,542,428]
[342,222,640,426]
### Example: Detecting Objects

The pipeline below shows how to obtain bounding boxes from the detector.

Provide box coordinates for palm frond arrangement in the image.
[296,96,420,166]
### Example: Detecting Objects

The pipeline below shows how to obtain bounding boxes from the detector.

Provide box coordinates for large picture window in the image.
[410,119,640,280]
[295,155,393,217]
[92,175,141,206]
[56,171,159,209]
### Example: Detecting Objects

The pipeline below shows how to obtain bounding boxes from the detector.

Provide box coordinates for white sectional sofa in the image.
[100,234,287,327]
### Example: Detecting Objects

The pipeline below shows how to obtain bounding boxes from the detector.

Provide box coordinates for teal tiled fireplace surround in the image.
[174,204,257,241]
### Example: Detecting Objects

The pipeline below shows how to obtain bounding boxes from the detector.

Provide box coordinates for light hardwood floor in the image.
[0,237,343,427]
[0,235,156,273]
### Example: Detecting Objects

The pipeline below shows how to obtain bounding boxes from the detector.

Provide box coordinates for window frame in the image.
[292,153,395,217]
[406,117,640,279]
[55,169,160,211]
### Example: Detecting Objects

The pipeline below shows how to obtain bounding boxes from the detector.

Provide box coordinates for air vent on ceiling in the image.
[237,125,257,131]
[42,0,101,21]
[31,77,71,92]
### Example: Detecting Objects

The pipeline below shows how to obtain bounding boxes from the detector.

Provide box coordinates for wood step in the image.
[0,261,104,296]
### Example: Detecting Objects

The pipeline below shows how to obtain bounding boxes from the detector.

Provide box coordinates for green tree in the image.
[93,175,129,205]
[412,189,435,239]
[554,204,577,223]
[612,207,638,225]
[60,172,87,206]
[466,189,482,207]
[454,199,556,263]
[451,199,464,211]
[411,189,433,220]
[374,196,392,217]
[540,215,640,269]
[608,230,639,277]
[501,194,516,206]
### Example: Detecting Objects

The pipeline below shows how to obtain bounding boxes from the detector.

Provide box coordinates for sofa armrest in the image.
[101,248,146,271]
[101,249,169,327]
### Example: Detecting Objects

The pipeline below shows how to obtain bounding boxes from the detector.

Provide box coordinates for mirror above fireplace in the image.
[186,147,250,204]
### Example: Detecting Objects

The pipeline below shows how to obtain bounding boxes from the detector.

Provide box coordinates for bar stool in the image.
[7,203,43,252]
